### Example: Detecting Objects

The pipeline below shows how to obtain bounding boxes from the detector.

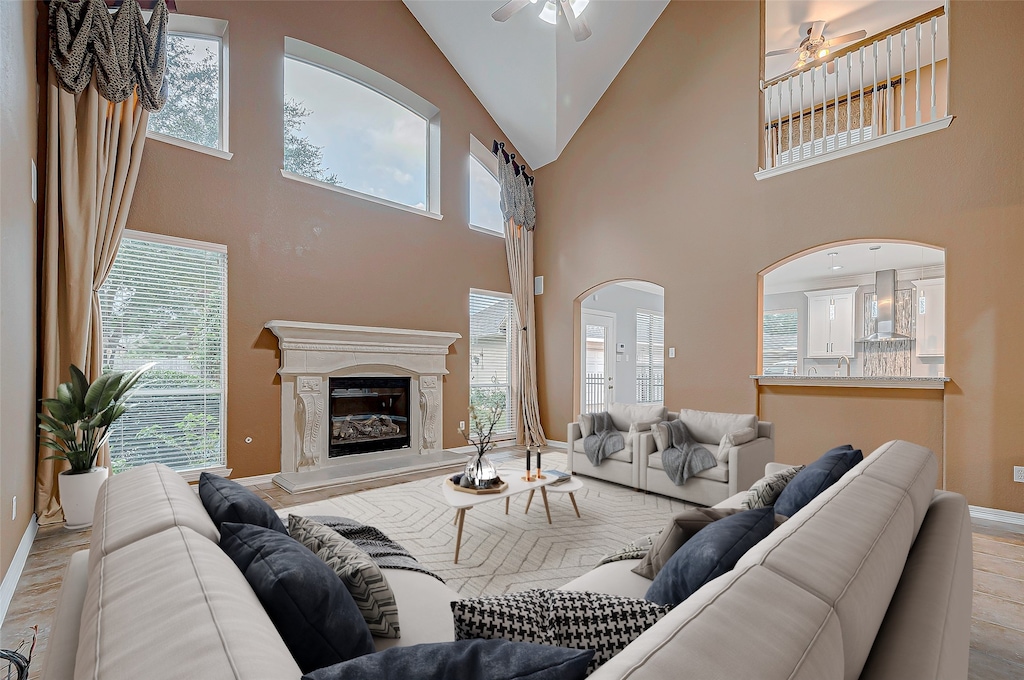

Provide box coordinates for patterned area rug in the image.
[281,453,694,597]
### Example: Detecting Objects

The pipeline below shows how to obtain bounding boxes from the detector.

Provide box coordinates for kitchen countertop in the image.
[751,375,950,389]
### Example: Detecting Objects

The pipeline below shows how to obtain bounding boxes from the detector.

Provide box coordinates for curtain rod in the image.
[491,140,534,184]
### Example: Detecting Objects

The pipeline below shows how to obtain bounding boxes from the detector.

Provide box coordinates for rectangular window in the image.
[469,290,516,437]
[147,15,229,154]
[283,38,441,217]
[763,309,799,375]
[99,231,227,474]
[636,310,664,404]
[469,135,504,236]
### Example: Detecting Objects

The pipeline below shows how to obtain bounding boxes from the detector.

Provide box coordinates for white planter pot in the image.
[58,467,108,530]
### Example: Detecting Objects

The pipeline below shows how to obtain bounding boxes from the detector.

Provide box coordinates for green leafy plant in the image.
[38,363,154,473]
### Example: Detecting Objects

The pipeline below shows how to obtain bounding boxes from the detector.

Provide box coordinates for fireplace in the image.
[329,377,411,457]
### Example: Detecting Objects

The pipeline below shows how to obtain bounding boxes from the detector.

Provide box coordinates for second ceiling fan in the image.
[492,0,593,42]
[767,21,867,73]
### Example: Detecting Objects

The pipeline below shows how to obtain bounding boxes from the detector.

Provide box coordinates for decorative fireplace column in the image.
[265,321,461,484]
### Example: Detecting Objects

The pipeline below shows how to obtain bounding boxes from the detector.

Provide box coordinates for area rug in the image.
[281,453,694,597]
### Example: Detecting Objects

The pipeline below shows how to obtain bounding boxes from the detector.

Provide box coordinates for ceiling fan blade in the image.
[827,30,868,46]
[791,59,803,71]
[558,0,592,41]
[766,46,800,57]
[492,0,531,22]
[809,20,826,42]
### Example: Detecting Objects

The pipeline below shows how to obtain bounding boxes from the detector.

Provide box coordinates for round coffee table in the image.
[522,475,584,518]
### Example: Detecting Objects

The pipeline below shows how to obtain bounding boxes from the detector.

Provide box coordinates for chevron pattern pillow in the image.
[289,515,401,638]
[740,465,805,510]
[452,589,671,674]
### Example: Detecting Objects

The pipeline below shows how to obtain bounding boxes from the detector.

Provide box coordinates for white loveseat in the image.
[43,440,971,680]
[640,409,775,506]
[566,402,667,490]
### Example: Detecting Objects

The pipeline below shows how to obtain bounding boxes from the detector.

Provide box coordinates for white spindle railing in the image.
[762,7,948,172]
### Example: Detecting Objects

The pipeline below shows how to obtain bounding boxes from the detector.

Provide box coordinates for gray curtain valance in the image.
[494,142,536,232]
[49,0,169,111]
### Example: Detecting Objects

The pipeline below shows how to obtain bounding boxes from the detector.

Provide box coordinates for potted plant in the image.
[459,389,506,489]
[38,362,153,529]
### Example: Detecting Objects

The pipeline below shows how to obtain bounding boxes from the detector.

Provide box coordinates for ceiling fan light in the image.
[798,49,810,61]
[539,1,558,24]
[817,47,830,59]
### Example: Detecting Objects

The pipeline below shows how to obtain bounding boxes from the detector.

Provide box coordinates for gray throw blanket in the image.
[308,516,445,583]
[660,420,717,486]
[583,411,625,466]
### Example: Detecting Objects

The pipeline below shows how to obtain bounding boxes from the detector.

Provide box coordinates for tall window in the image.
[469,135,503,235]
[469,291,515,437]
[763,309,799,375]
[636,310,664,403]
[283,37,441,216]
[99,231,227,474]
[147,15,229,153]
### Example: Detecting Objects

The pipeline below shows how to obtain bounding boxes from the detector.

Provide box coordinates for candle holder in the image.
[534,447,545,479]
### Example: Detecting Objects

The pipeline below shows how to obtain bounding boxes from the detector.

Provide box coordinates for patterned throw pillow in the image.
[451,589,671,674]
[740,465,805,510]
[289,515,401,639]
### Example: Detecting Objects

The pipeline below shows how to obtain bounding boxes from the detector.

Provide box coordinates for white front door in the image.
[581,311,616,413]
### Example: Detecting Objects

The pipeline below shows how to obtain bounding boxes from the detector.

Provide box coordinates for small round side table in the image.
[523,476,584,518]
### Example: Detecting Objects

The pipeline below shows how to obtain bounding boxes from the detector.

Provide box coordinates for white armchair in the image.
[639,409,775,506]
[566,402,666,491]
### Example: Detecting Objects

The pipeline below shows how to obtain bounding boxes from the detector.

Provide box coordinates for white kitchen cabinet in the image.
[805,288,857,358]
[913,278,945,357]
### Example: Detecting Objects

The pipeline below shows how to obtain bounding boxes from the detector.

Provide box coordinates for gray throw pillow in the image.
[579,413,594,438]
[289,515,401,638]
[631,508,743,580]
[716,427,758,462]
[652,421,669,452]
[741,466,805,510]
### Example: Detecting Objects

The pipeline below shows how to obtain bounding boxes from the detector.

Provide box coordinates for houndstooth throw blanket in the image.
[308,516,445,583]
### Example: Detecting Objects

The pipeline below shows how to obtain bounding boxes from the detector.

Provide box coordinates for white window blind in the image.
[763,309,799,375]
[99,232,227,474]
[469,291,515,437]
[636,310,664,404]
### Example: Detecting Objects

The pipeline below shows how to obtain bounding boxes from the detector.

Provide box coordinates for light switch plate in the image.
[1014,466,1024,483]
[668,347,676,358]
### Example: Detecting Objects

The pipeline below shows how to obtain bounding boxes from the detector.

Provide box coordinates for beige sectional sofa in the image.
[43,440,970,680]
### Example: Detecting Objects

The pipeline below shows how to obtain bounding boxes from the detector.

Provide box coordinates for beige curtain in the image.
[496,145,546,448]
[36,0,166,524]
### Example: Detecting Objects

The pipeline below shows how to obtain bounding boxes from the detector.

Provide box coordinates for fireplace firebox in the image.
[329,377,411,457]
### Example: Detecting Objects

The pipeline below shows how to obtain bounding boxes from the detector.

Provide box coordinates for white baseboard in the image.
[446,445,477,455]
[969,505,1024,527]
[545,439,567,450]
[232,473,278,487]
[1,514,38,626]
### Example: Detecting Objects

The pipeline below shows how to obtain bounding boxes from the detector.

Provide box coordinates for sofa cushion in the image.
[694,459,729,482]
[741,465,805,510]
[452,589,670,674]
[573,434,632,462]
[219,522,374,673]
[372,568,460,651]
[716,426,757,462]
[632,508,744,579]
[289,515,401,639]
[676,409,757,445]
[199,471,287,534]
[774,445,862,517]
[88,462,219,573]
[645,507,776,606]
[303,639,593,680]
[607,402,666,432]
[75,526,302,680]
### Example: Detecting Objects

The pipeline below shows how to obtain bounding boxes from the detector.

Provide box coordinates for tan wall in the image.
[534,1,1024,513]
[127,1,515,477]
[0,0,39,579]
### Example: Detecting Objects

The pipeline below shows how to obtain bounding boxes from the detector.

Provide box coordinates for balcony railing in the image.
[758,6,951,179]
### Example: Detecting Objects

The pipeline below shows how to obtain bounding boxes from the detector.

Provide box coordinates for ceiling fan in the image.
[492,0,593,42]
[766,21,867,73]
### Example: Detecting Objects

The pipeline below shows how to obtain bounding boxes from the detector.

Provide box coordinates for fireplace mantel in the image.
[265,320,462,492]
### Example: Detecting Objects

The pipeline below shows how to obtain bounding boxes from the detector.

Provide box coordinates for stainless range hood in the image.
[857,269,911,342]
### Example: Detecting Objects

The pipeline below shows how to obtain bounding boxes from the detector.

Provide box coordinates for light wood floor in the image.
[2,453,1022,679]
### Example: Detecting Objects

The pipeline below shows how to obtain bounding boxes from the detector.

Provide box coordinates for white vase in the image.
[59,467,108,530]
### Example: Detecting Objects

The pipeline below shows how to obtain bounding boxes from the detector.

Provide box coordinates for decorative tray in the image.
[446,478,508,495]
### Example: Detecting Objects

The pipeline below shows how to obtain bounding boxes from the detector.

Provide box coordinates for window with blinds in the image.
[99,231,227,474]
[469,290,515,437]
[763,309,799,375]
[636,310,664,404]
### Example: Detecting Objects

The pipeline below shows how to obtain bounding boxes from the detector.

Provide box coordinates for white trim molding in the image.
[179,466,232,484]
[1,515,38,625]
[281,170,442,221]
[232,473,279,488]
[969,505,1024,528]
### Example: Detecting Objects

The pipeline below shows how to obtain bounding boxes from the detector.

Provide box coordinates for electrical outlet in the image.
[12,496,16,521]
[1014,466,1024,483]
[459,421,466,431]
